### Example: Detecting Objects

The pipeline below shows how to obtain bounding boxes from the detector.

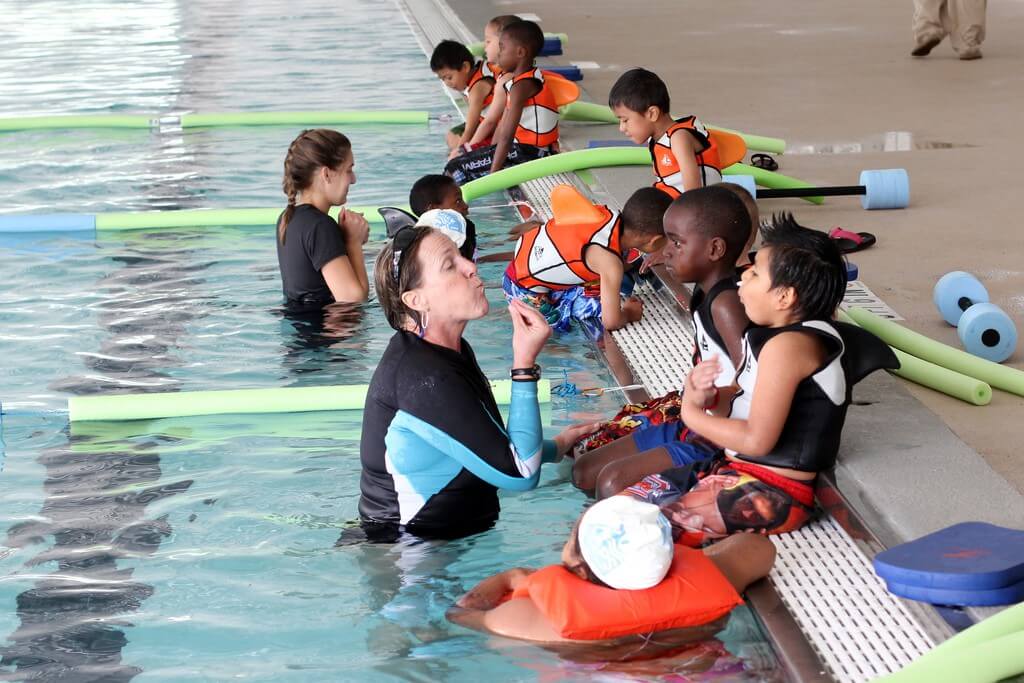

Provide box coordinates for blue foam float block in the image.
[544,65,582,81]
[0,213,96,233]
[885,576,1024,607]
[846,262,859,282]
[873,522,1024,591]
[540,37,563,57]
[586,140,642,149]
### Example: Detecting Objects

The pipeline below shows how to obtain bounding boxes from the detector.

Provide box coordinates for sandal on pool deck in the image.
[750,153,779,172]
[829,227,876,254]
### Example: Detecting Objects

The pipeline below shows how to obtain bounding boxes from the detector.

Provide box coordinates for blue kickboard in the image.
[885,576,1024,607]
[539,38,563,57]
[873,522,1024,591]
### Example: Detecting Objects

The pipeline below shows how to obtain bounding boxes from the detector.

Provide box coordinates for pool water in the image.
[0,0,784,680]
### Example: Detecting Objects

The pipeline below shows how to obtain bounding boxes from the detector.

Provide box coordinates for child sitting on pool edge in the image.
[614,215,897,545]
[571,180,761,460]
[610,68,724,198]
[430,40,501,154]
[504,186,671,333]
[572,186,753,493]
[445,20,559,184]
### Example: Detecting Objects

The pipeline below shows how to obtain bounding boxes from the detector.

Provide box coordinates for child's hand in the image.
[622,297,644,323]
[340,209,370,245]
[496,73,513,87]
[552,421,603,461]
[639,250,666,275]
[509,298,551,368]
[684,357,721,407]
[507,218,540,237]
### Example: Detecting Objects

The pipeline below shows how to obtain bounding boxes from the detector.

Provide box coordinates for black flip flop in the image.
[750,153,779,172]
[829,227,876,254]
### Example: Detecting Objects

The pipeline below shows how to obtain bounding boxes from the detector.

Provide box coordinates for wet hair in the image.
[608,68,670,114]
[488,14,520,31]
[279,129,351,244]
[430,40,474,73]
[500,20,544,59]
[374,226,434,332]
[760,212,846,320]
[671,185,753,264]
[621,186,673,237]
[409,174,458,216]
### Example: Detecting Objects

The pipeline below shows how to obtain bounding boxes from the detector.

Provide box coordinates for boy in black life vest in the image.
[609,68,724,199]
[616,215,897,545]
[572,186,753,494]
[430,40,501,154]
[503,186,671,333]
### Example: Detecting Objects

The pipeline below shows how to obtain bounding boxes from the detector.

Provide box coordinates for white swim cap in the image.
[577,496,674,590]
[415,209,467,248]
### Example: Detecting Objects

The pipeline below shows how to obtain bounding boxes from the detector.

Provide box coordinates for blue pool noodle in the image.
[0,213,96,233]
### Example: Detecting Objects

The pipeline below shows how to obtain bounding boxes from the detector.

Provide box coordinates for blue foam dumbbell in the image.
[933,271,1018,363]
[859,169,910,210]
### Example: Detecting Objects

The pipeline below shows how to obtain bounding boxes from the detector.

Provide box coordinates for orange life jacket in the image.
[512,203,621,292]
[510,545,743,641]
[503,68,560,149]
[649,116,724,198]
[465,61,500,115]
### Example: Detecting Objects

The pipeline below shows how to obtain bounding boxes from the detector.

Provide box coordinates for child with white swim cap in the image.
[446,496,775,645]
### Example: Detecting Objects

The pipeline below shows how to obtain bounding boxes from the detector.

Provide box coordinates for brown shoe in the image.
[958,46,983,60]
[912,35,942,56]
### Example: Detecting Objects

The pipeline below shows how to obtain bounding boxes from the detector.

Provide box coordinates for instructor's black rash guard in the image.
[359,331,556,536]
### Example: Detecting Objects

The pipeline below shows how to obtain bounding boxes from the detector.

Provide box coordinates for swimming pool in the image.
[0,0,784,679]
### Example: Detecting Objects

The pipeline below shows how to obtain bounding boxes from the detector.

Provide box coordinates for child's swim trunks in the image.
[501,265,601,333]
[445,142,550,185]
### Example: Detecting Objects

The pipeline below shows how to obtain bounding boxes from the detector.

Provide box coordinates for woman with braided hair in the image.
[276,129,371,311]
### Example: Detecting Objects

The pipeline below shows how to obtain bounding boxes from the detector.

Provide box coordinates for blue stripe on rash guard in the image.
[503,380,545,476]
[384,413,464,524]
[388,410,542,493]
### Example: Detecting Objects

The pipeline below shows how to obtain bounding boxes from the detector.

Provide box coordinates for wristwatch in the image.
[510,364,541,381]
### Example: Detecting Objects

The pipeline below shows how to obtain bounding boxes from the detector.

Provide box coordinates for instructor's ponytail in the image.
[278,129,352,244]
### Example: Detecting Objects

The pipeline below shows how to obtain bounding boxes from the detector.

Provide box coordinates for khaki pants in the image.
[913,0,987,52]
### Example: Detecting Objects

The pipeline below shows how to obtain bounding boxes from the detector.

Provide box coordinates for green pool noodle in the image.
[837,310,991,405]
[558,101,618,124]
[179,110,427,128]
[877,603,1024,682]
[845,307,1024,397]
[93,205,398,231]
[68,380,551,422]
[557,102,787,155]
[0,114,154,131]
[726,164,823,204]
[461,147,819,203]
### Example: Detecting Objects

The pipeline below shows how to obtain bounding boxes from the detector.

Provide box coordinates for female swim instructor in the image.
[359,223,596,539]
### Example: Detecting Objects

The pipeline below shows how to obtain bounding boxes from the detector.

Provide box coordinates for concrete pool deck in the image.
[443,0,1024,539]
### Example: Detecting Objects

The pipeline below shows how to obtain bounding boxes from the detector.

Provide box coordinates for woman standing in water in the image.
[276,129,370,311]
[358,224,596,540]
